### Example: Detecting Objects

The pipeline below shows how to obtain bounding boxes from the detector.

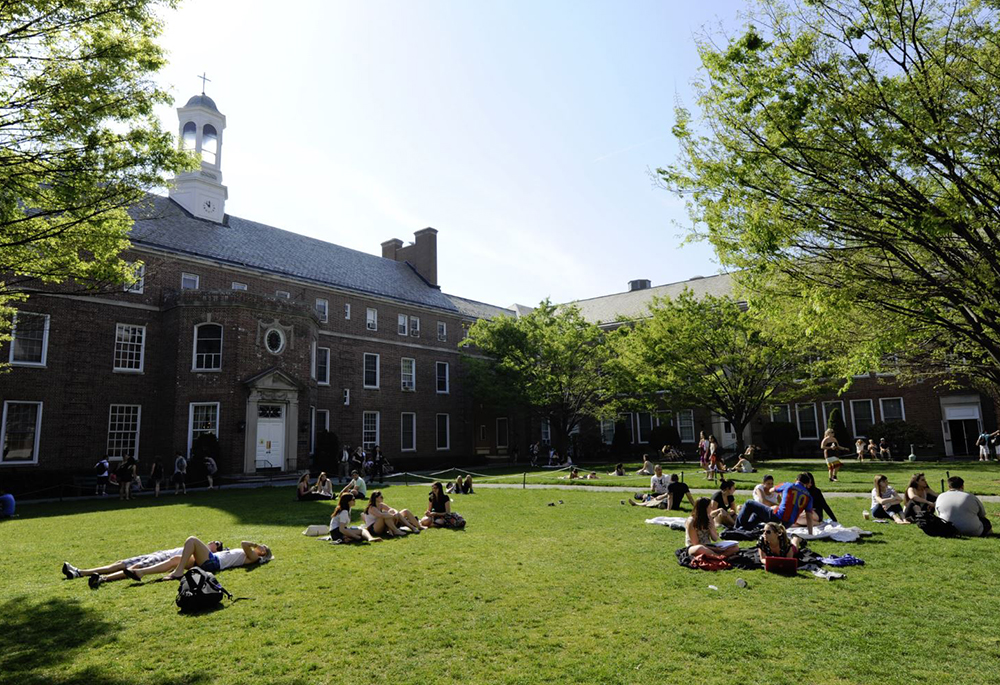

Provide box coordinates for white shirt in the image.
[331,510,351,531]
[650,475,669,495]
[753,483,779,506]
[936,490,986,536]
[871,485,899,509]
[216,549,248,571]
[341,449,350,463]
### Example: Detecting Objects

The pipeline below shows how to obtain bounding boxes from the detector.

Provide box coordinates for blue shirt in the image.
[773,482,813,524]
[0,493,14,517]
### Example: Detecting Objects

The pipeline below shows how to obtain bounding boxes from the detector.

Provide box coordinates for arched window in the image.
[181,121,197,150]
[193,323,223,371]
[202,124,218,164]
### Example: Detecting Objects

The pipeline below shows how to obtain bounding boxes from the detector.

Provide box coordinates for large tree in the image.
[612,290,832,453]
[662,0,1000,388]
[0,1,193,350]
[460,300,615,452]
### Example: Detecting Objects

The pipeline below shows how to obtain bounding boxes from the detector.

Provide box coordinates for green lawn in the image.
[461,459,1000,495]
[2,485,999,684]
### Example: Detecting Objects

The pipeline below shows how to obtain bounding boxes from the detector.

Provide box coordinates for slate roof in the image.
[566,273,737,325]
[184,94,220,112]
[128,195,461,312]
[445,294,515,320]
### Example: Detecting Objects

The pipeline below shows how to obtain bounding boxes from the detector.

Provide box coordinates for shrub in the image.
[827,407,851,448]
[649,423,682,453]
[611,419,633,457]
[868,421,933,459]
[762,421,799,457]
[315,430,340,474]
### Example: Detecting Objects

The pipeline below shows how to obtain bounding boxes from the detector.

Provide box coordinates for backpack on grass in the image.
[175,567,232,613]
[914,510,959,538]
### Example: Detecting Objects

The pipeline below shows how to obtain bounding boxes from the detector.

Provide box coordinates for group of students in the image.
[93,452,217,499]
[297,470,371,502]
[329,481,465,543]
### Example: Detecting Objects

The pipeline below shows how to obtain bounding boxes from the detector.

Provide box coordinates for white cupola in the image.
[169,92,228,223]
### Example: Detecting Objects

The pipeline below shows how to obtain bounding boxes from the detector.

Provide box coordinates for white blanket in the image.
[785,521,873,542]
[645,516,687,530]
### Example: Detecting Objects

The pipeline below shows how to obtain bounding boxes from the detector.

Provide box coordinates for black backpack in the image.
[175,568,232,613]
[914,510,959,538]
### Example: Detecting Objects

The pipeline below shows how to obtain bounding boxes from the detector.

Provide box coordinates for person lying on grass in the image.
[447,475,466,493]
[709,479,738,528]
[686,497,738,559]
[331,493,382,543]
[363,491,424,537]
[608,463,626,476]
[126,537,270,583]
[63,541,224,589]
[756,522,803,563]
[630,473,695,510]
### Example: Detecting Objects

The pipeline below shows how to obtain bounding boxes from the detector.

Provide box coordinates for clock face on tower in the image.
[203,199,215,214]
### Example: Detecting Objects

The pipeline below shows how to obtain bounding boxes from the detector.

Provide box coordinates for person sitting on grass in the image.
[733,448,756,473]
[296,473,312,500]
[686,497,738,559]
[756,522,803,563]
[608,463,626,476]
[370,491,425,534]
[735,473,815,536]
[936,476,992,537]
[636,456,655,476]
[869,475,910,524]
[661,444,683,461]
[649,464,669,499]
[341,470,367,499]
[463,475,475,492]
[753,475,779,507]
[903,473,938,521]
[709,479,738,528]
[63,541,225,589]
[631,473,697,510]
[313,472,335,499]
[421,481,465,528]
[363,491,409,537]
[330,493,382,544]
[795,472,838,526]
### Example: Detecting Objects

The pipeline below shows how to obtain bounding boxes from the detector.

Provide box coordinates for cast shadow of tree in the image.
[0,595,207,685]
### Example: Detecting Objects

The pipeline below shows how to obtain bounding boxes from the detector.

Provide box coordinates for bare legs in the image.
[156,537,213,580]
[688,544,738,558]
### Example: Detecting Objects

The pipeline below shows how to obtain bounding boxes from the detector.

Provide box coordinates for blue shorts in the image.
[199,552,221,573]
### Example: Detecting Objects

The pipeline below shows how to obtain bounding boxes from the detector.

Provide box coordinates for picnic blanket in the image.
[785,521,873,542]
[675,547,848,579]
[645,516,687,529]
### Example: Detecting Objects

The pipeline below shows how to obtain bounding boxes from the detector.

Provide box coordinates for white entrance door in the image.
[256,404,285,469]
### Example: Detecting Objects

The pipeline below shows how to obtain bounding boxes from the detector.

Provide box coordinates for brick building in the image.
[566,274,998,458]
[0,94,515,491]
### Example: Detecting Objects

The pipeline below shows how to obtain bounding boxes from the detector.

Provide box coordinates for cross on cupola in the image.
[169,82,228,223]
[198,72,211,95]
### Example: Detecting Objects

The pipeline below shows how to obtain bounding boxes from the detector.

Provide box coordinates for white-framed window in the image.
[124,262,145,294]
[676,409,695,443]
[540,417,551,444]
[1,401,43,465]
[401,412,416,452]
[192,323,223,371]
[363,353,380,389]
[436,413,450,450]
[107,404,141,459]
[9,312,50,367]
[398,313,408,336]
[637,412,653,444]
[343,389,351,406]
[264,328,285,355]
[401,357,415,391]
[113,323,145,372]
[600,419,615,445]
[187,402,219,455]
[796,403,819,440]
[850,399,875,437]
[770,404,792,423]
[181,272,200,290]
[317,409,330,432]
[618,413,635,444]
[232,281,247,291]
[821,400,845,432]
[317,347,331,385]
[409,316,420,337]
[880,397,906,423]
[310,405,316,454]
[315,298,329,323]
[275,290,290,299]
[366,307,377,331]
[363,411,380,450]
[496,417,509,449]
[437,321,447,342]
[345,303,351,320]
[436,362,449,394]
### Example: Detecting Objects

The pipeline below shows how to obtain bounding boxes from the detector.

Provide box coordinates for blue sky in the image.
[153,1,748,307]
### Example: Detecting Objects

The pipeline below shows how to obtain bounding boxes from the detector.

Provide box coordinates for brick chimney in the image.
[381,228,438,287]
